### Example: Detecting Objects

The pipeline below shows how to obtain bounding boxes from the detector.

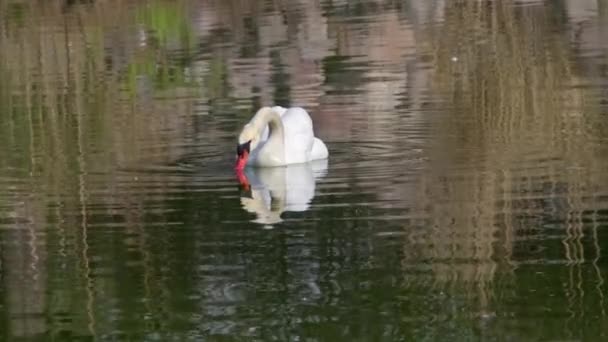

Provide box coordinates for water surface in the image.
[1,0,608,340]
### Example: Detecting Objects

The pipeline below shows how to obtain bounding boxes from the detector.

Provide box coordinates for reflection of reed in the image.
[591,206,605,316]
[0,0,199,338]
[70,16,97,333]
[413,167,500,303]
[414,0,608,314]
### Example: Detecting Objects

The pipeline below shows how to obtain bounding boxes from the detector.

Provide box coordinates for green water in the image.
[1,0,608,340]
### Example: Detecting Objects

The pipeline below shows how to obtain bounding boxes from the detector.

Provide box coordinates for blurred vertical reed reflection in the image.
[0,0,200,338]
[407,0,608,318]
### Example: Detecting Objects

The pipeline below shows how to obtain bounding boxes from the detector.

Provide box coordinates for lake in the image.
[1,0,608,340]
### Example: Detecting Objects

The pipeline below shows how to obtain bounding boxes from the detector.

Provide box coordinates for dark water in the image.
[1,0,608,340]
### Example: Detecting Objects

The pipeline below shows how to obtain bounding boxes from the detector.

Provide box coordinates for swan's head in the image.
[235,124,260,170]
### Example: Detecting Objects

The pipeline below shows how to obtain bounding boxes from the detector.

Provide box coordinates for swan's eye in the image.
[237,140,251,156]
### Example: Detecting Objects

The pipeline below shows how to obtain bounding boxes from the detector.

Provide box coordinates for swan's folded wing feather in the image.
[311,137,329,160]
[281,107,313,130]
[281,107,315,163]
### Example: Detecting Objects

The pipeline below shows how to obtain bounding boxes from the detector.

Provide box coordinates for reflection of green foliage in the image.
[136,1,195,51]
[124,52,199,98]
[125,1,198,97]
[6,3,27,28]
[125,52,157,98]
[204,56,230,100]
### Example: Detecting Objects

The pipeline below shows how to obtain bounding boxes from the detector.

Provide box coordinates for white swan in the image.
[238,159,328,226]
[235,106,328,169]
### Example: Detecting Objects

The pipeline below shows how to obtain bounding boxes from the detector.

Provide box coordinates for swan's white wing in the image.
[281,107,315,164]
[311,137,329,161]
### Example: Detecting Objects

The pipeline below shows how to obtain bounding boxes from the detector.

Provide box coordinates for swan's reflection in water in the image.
[237,159,328,227]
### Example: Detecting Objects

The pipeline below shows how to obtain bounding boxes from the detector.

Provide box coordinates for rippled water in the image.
[1,0,608,340]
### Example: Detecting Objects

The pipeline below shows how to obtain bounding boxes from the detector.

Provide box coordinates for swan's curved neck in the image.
[249,107,285,165]
[253,107,284,143]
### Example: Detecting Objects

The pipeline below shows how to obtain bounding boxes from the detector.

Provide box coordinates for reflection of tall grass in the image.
[0,1,198,338]
[413,0,608,311]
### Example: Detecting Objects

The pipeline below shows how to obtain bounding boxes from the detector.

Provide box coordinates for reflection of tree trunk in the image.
[3,199,47,338]
[2,9,49,335]
[73,13,97,336]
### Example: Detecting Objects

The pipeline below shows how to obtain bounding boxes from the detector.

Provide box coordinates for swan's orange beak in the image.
[235,141,251,171]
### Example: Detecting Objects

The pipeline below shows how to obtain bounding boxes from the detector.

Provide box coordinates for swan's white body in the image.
[238,106,328,167]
